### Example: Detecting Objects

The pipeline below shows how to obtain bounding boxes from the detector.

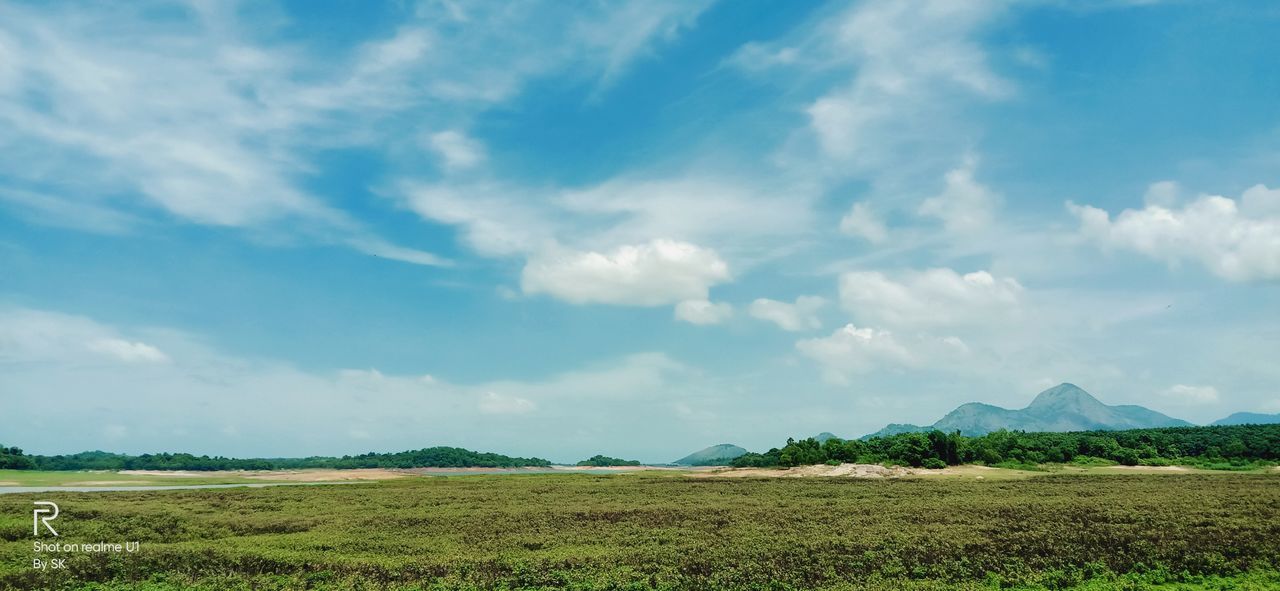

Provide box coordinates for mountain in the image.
[814,432,841,443]
[860,423,931,440]
[1212,412,1280,426]
[865,383,1192,438]
[673,444,748,466]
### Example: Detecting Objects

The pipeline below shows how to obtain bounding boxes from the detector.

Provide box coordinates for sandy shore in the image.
[690,463,1020,479]
[242,468,407,482]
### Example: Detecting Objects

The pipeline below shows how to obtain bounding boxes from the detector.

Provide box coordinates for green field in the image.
[3,472,1279,590]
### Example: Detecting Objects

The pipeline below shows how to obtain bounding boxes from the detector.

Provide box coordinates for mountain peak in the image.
[1026,383,1101,411]
[673,443,748,466]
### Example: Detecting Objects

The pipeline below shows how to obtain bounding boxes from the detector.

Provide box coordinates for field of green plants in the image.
[3,472,1279,590]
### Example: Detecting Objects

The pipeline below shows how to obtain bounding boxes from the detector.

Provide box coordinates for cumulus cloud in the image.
[1069,183,1280,281]
[478,392,537,415]
[1162,384,1220,405]
[674,299,733,325]
[748,296,825,331]
[917,156,1000,234]
[839,202,888,243]
[521,239,731,306]
[87,338,170,364]
[796,324,974,384]
[796,324,914,384]
[838,268,1023,327]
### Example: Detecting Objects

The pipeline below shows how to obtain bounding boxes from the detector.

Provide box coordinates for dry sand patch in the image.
[120,470,206,477]
[242,468,406,482]
[691,463,1034,479]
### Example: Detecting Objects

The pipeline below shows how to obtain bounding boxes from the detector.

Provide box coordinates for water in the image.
[0,482,358,495]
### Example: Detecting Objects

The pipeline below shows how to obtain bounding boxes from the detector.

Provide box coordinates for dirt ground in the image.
[120,470,206,477]
[687,463,1025,479]
[241,468,407,481]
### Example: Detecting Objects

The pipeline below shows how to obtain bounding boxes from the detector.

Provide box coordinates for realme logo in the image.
[33,501,59,537]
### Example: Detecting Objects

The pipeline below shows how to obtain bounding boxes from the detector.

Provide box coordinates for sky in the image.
[1,0,1278,464]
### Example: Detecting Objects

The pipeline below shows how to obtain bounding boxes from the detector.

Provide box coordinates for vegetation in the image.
[0,447,35,470]
[0,446,550,472]
[2,473,1278,590]
[576,455,641,467]
[732,424,1280,469]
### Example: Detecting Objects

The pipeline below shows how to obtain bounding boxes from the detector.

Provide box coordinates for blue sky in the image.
[1,0,1278,463]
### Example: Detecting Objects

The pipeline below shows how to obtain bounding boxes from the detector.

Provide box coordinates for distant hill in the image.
[864,383,1191,438]
[814,432,841,443]
[1212,412,1280,426]
[17,446,553,471]
[673,444,748,466]
[860,423,931,440]
[576,455,641,467]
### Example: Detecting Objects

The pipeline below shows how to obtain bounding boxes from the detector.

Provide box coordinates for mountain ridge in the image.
[863,383,1192,438]
[1212,412,1280,426]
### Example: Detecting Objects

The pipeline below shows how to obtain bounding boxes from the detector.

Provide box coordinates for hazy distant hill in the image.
[859,423,932,440]
[814,432,841,443]
[673,444,748,466]
[1212,412,1280,426]
[864,383,1191,438]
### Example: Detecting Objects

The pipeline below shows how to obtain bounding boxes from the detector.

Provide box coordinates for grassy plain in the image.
[0,469,410,488]
[2,471,1279,590]
[0,470,269,488]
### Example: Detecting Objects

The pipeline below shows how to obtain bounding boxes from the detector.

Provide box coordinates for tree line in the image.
[731,424,1280,470]
[0,446,551,471]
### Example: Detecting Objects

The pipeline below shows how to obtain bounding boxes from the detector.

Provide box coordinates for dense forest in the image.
[0,446,550,471]
[731,424,1280,470]
[576,455,642,467]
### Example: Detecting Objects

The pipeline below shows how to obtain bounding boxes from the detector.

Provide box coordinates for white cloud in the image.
[674,299,733,325]
[521,239,731,306]
[402,182,558,257]
[0,306,724,460]
[840,202,888,243]
[838,268,1023,327]
[791,1,1011,171]
[1143,180,1181,207]
[748,296,825,331]
[796,324,914,384]
[345,237,453,267]
[1242,183,1280,217]
[917,156,1000,234]
[796,323,974,384]
[0,1,711,264]
[87,338,170,364]
[478,391,537,415]
[0,307,170,365]
[427,130,486,171]
[1070,184,1280,281]
[0,188,140,234]
[554,176,816,254]
[1163,384,1220,405]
